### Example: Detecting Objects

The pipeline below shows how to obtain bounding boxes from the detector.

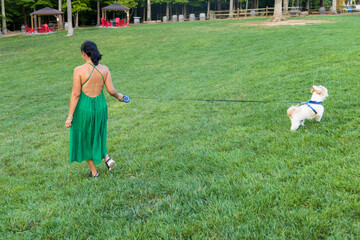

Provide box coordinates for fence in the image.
[210,7,275,19]
[209,6,360,19]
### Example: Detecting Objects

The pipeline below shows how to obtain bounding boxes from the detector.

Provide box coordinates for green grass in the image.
[1,15,359,239]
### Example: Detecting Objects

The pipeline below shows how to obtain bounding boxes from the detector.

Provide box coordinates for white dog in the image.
[287,85,328,131]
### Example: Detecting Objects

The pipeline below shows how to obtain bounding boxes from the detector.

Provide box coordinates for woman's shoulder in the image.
[74,64,87,72]
[96,64,109,72]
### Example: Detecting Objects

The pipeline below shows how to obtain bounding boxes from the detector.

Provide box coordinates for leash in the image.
[136,97,304,104]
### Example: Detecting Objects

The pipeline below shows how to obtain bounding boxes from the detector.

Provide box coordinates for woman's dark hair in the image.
[81,41,102,66]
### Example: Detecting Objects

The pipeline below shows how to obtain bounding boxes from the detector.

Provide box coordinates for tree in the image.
[283,0,288,14]
[67,0,73,36]
[1,0,7,34]
[331,0,337,14]
[97,0,100,25]
[270,0,284,22]
[229,0,233,18]
[147,0,150,21]
[59,0,63,30]
[207,0,210,19]
[72,0,91,27]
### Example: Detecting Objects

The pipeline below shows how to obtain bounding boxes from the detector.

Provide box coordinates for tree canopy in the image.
[0,0,341,31]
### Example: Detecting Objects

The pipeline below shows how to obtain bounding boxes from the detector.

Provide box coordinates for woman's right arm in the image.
[104,68,124,101]
[65,67,82,128]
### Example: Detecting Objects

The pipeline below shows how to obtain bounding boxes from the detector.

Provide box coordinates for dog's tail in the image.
[287,106,296,117]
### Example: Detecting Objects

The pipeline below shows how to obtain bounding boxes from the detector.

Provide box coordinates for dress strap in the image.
[86,62,105,84]
[82,65,96,88]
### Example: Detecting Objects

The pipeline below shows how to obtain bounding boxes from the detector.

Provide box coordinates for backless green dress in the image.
[69,63,108,165]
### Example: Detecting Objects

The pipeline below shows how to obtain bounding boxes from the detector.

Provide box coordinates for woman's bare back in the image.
[79,63,108,97]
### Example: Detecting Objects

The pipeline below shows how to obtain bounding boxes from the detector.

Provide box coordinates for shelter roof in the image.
[102,2,130,11]
[30,7,64,16]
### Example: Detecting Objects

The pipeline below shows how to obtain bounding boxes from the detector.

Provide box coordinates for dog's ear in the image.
[311,85,322,94]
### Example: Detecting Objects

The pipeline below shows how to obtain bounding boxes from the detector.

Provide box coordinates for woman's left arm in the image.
[65,67,82,128]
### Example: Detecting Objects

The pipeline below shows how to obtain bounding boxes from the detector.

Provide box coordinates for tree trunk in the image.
[184,4,187,17]
[296,0,299,7]
[229,0,234,18]
[143,7,145,22]
[166,2,170,18]
[217,0,221,10]
[75,12,79,28]
[147,0,151,21]
[1,0,7,34]
[97,1,100,25]
[207,0,211,19]
[34,8,37,32]
[270,0,284,21]
[306,0,309,10]
[58,0,63,30]
[320,0,324,7]
[283,0,289,13]
[23,8,28,26]
[245,0,248,17]
[331,0,337,13]
[67,0,73,36]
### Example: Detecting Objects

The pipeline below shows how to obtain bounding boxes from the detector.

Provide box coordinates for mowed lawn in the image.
[1,15,359,239]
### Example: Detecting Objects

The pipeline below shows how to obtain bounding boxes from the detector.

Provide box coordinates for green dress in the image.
[69,63,108,165]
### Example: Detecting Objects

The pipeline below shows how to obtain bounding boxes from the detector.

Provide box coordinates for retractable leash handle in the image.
[120,95,130,103]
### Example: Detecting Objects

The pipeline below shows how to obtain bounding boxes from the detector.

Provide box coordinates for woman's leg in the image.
[87,160,98,176]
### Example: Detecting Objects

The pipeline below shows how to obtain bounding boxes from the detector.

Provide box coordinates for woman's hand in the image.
[65,116,73,128]
[117,94,124,101]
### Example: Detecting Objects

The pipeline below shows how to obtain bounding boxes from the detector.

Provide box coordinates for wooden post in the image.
[56,14,60,31]
[31,16,34,29]
[266,6,268,16]
[38,16,41,28]
[237,7,239,17]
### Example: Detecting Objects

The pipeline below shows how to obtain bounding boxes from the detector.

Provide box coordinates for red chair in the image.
[100,18,111,27]
[118,19,130,27]
[48,24,55,32]
[119,19,125,27]
[115,18,121,27]
[25,25,35,34]
[38,24,48,33]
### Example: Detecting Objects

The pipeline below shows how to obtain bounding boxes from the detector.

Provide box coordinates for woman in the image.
[65,40,127,178]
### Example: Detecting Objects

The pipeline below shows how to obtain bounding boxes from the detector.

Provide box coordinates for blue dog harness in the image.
[306,100,322,114]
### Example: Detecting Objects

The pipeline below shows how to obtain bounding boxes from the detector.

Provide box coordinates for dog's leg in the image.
[290,120,301,131]
[315,113,323,122]
[300,120,305,126]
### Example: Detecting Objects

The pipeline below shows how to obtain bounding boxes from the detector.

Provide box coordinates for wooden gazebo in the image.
[102,3,130,22]
[30,7,64,31]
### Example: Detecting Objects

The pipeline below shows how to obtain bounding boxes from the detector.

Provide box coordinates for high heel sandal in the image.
[88,172,100,178]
